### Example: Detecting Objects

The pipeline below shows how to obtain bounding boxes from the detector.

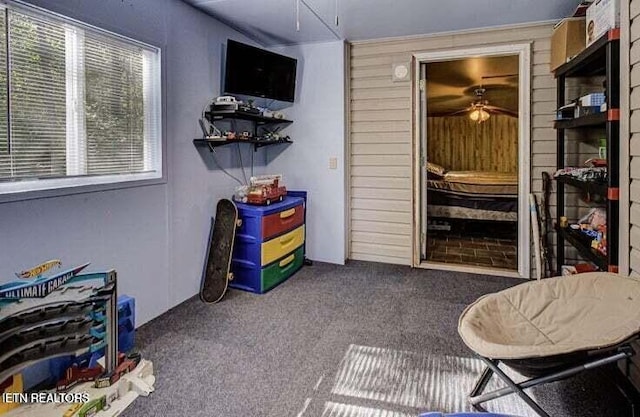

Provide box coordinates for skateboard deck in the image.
[200,199,238,304]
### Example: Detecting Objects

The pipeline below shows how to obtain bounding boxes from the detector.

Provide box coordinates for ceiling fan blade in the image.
[445,107,473,116]
[482,73,518,80]
[428,94,467,103]
[484,105,518,117]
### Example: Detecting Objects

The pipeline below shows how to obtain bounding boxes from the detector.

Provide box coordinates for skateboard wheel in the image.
[266,199,271,205]
[228,272,234,281]
[236,219,243,227]
[279,195,284,202]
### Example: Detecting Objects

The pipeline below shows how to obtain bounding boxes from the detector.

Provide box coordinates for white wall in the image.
[0,0,263,326]
[268,41,346,265]
[0,0,343,334]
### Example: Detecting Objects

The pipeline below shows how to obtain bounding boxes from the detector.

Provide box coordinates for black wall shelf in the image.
[206,110,293,125]
[193,138,293,152]
[195,108,294,152]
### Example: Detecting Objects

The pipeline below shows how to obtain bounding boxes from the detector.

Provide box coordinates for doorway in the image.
[412,45,531,278]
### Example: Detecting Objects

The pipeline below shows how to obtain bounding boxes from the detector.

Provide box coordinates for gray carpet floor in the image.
[122,261,630,417]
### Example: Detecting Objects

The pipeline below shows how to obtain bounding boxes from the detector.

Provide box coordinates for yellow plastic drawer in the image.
[261,225,305,266]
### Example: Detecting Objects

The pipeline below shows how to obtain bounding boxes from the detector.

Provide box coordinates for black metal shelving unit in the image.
[553,29,620,274]
[195,110,293,152]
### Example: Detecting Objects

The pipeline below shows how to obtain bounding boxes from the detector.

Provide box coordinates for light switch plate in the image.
[329,157,338,170]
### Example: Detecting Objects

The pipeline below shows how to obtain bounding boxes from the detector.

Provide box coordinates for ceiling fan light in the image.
[469,108,490,123]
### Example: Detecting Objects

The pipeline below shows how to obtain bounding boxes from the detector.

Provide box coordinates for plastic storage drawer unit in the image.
[231,196,306,293]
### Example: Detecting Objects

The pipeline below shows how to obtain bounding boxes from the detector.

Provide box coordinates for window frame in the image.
[0,0,164,203]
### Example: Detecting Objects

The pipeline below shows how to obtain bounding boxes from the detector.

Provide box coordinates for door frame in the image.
[411,43,532,278]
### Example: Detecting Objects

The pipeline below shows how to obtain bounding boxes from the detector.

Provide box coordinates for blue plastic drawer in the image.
[117,295,135,353]
[235,196,305,244]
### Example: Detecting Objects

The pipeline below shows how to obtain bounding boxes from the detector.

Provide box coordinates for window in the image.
[0,3,162,196]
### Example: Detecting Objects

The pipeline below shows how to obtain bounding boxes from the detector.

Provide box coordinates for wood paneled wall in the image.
[427,115,518,173]
[348,22,558,266]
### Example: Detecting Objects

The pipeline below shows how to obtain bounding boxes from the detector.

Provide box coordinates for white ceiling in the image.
[183,0,576,46]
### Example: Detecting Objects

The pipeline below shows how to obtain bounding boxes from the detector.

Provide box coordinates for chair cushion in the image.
[458,273,640,359]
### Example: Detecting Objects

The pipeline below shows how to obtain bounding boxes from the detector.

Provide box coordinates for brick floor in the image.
[426,231,517,271]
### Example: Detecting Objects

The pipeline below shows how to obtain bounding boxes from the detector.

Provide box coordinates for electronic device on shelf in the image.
[212,102,239,112]
[237,104,261,115]
[212,95,241,112]
[199,119,225,141]
[215,96,237,103]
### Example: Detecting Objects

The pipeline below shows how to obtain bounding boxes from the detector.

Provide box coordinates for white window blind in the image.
[0,4,162,195]
[0,8,7,156]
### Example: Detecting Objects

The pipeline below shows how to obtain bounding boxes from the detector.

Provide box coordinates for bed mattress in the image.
[458,272,640,360]
[428,191,517,213]
[427,205,517,222]
[428,171,518,197]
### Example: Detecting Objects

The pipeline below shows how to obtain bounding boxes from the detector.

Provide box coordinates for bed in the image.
[426,167,518,222]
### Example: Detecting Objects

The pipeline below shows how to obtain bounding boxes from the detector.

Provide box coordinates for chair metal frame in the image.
[468,345,640,417]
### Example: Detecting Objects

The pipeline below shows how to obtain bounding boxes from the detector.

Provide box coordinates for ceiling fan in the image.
[447,75,518,123]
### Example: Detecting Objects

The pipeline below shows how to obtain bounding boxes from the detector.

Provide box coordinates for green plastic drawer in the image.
[261,246,304,292]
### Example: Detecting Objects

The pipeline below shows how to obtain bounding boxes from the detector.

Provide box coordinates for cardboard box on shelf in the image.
[586,0,620,46]
[551,17,586,72]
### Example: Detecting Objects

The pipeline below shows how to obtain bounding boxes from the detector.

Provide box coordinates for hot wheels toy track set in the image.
[0,260,155,417]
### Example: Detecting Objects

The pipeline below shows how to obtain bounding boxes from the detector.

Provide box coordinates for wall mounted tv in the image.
[224,40,297,103]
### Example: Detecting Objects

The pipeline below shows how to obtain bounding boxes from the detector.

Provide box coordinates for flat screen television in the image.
[224,40,297,103]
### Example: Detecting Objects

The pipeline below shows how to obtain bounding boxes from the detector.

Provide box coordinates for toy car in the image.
[94,352,141,388]
[77,395,106,417]
[246,175,286,205]
[56,363,104,391]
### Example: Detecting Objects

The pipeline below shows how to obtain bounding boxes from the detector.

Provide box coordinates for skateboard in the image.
[200,199,239,304]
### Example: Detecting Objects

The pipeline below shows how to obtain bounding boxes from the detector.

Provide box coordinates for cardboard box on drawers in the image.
[586,0,620,46]
[551,17,586,72]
